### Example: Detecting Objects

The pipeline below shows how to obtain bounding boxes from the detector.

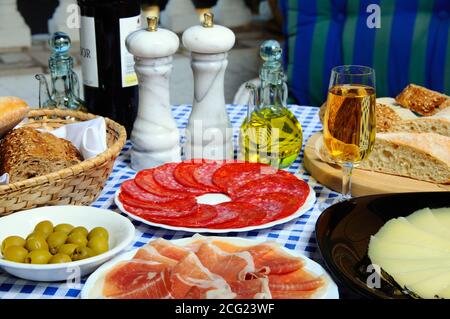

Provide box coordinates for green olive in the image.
[25,237,49,252]
[67,233,88,247]
[1,236,26,254]
[69,226,88,238]
[3,246,28,263]
[58,243,78,256]
[26,231,48,240]
[53,223,74,235]
[88,227,109,241]
[87,237,109,255]
[46,231,68,254]
[72,247,95,261]
[34,220,54,236]
[49,253,72,264]
[24,250,52,264]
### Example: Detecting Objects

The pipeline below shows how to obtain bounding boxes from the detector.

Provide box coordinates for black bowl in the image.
[315,192,450,299]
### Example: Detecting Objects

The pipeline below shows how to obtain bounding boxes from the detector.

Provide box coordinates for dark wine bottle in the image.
[78,0,141,136]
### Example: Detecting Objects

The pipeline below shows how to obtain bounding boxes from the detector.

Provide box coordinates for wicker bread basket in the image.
[0,109,127,216]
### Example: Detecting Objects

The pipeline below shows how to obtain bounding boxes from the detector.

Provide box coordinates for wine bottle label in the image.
[80,16,99,88]
[119,15,141,88]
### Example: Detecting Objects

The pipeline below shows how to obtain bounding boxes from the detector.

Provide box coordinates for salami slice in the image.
[122,202,197,219]
[233,175,310,202]
[193,160,225,191]
[120,180,177,203]
[135,169,187,198]
[144,205,218,228]
[119,193,197,218]
[212,162,297,195]
[173,161,220,193]
[153,163,205,195]
[210,202,267,229]
[235,192,303,223]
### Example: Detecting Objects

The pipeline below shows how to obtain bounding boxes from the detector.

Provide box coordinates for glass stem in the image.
[341,163,353,199]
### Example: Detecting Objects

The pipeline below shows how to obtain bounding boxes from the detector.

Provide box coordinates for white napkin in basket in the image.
[0,117,108,185]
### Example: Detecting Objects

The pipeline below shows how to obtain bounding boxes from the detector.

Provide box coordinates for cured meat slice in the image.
[233,175,310,202]
[133,245,178,267]
[122,201,197,219]
[193,160,224,191]
[153,163,205,195]
[269,270,324,291]
[169,253,235,299]
[235,192,303,223]
[212,162,297,195]
[148,239,191,262]
[210,241,303,274]
[119,192,197,217]
[120,180,175,204]
[135,169,187,198]
[253,244,304,275]
[103,260,171,298]
[195,243,255,282]
[212,162,278,193]
[144,205,218,228]
[173,160,220,192]
[210,202,267,229]
[269,270,325,299]
[229,278,272,299]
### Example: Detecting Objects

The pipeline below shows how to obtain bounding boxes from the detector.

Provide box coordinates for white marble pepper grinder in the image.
[126,17,181,170]
[182,13,235,160]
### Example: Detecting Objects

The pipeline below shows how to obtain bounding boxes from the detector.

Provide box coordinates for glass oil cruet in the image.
[35,32,86,111]
[239,40,303,168]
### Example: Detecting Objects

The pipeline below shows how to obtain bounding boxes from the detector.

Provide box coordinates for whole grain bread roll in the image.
[0,96,29,138]
[0,127,82,183]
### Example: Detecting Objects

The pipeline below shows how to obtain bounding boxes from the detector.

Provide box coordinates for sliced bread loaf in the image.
[358,133,450,184]
[386,107,450,137]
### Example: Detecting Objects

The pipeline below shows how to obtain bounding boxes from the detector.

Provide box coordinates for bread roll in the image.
[0,96,29,138]
[0,127,82,183]
[358,133,450,184]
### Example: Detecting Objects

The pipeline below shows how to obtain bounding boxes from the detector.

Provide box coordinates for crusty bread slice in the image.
[358,133,450,184]
[0,127,82,183]
[0,96,29,138]
[395,84,449,116]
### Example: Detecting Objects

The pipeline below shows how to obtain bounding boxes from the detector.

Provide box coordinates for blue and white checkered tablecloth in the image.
[0,104,340,299]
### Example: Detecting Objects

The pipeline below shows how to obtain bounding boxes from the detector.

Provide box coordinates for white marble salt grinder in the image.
[126,17,181,170]
[182,13,235,160]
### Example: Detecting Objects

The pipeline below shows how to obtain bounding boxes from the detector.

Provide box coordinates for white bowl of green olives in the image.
[0,205,135,282]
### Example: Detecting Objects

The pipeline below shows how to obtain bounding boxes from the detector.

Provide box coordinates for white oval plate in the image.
[0,206,135,282]
[81,235,339,299]
[114,181,316,233]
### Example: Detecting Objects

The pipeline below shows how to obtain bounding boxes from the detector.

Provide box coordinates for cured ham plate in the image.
[114,184,315,233]
[81,235,339,299]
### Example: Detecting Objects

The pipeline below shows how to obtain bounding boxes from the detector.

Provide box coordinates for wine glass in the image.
[323,65,376,200]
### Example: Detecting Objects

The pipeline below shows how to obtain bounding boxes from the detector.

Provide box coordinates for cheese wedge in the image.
[391,268,450,289]
[371,257,450,274]
[407,271,450,299]
[373,218,450,252]
[432,208,450,229]
[406,208,450,241]
[368,236,450,261]
[437,284,450,299]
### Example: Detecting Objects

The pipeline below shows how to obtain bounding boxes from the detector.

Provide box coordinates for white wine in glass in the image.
[323,65,376,199]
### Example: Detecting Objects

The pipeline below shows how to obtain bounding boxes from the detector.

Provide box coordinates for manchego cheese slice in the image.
[406,208,450,241]
[406,271,450,299]
[373,218,450,252]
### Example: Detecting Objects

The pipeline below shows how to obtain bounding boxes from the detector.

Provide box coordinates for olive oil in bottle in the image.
[239,40,303,168]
